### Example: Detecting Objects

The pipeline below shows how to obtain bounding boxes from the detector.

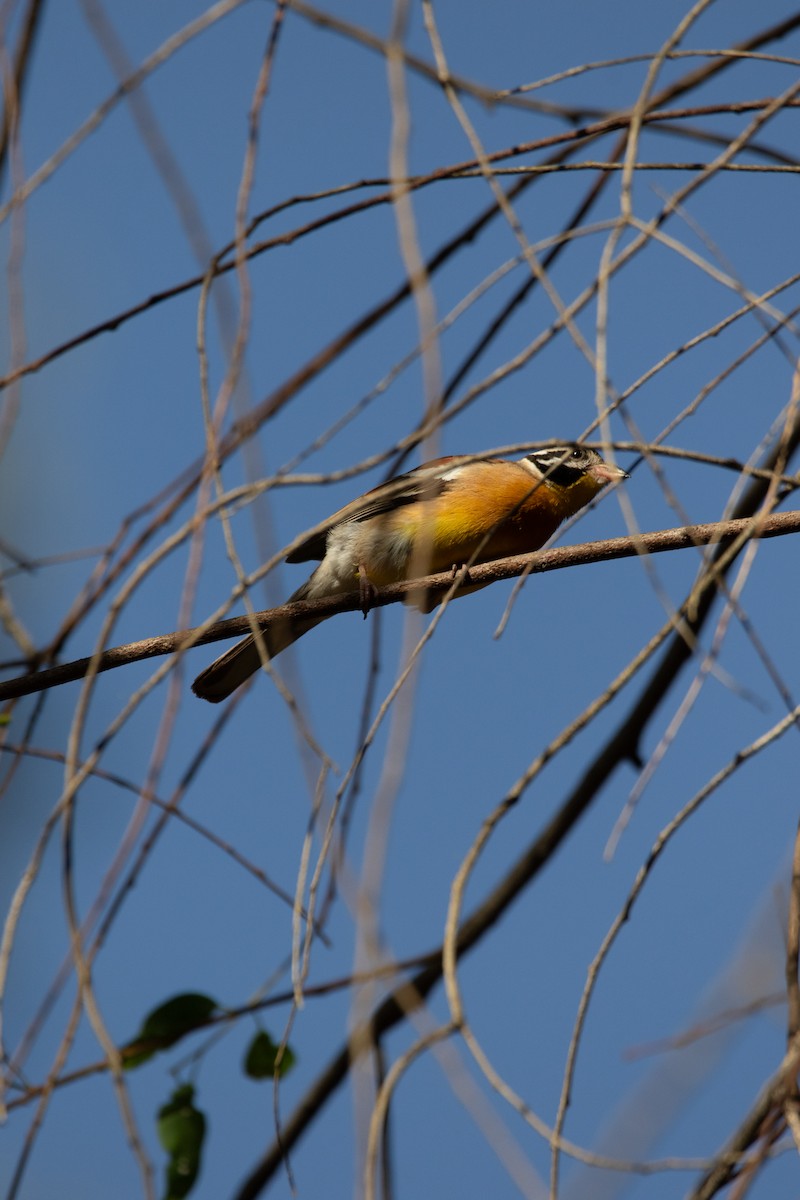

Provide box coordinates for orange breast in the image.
[355,458,610,588]
[395,462,563,575]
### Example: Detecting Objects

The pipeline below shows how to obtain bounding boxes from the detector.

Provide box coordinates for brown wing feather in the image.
[285,457,466,563]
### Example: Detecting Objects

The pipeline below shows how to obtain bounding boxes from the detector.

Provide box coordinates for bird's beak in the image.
[590,463,629,484]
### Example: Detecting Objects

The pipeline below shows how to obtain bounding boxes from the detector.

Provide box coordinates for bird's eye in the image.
[571,449,582,459]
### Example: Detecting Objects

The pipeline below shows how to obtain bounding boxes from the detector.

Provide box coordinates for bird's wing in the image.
[285,457,473,563]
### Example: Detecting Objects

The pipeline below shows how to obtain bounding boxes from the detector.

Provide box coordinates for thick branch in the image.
[1,510,798,702]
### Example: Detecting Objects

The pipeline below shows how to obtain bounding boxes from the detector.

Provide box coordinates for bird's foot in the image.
[358,564,376,617]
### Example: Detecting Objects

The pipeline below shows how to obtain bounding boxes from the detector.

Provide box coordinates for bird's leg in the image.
[451,562,472,587]
[358,563,377,618]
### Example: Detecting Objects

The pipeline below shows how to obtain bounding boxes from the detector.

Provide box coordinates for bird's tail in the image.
[191,578,323,703]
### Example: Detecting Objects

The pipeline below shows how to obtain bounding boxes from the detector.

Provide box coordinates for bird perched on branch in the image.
[192,444,628,702]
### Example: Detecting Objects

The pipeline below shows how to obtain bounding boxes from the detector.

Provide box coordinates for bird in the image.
[191,444,628,702]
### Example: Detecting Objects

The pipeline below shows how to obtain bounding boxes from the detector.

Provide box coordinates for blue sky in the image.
[2,3,800,1199]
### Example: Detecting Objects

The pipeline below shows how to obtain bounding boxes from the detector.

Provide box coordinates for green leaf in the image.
[244,1030,297,1080]
[157,1083,206,1200]
[123,993,218,1069]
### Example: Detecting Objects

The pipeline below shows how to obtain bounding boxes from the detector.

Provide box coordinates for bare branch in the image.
[2,511,798,703]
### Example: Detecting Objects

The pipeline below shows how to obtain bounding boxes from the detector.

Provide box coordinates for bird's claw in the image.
[358,564,376,618]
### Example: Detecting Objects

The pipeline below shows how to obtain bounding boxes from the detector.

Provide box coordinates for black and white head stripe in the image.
[524,445,602,487]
